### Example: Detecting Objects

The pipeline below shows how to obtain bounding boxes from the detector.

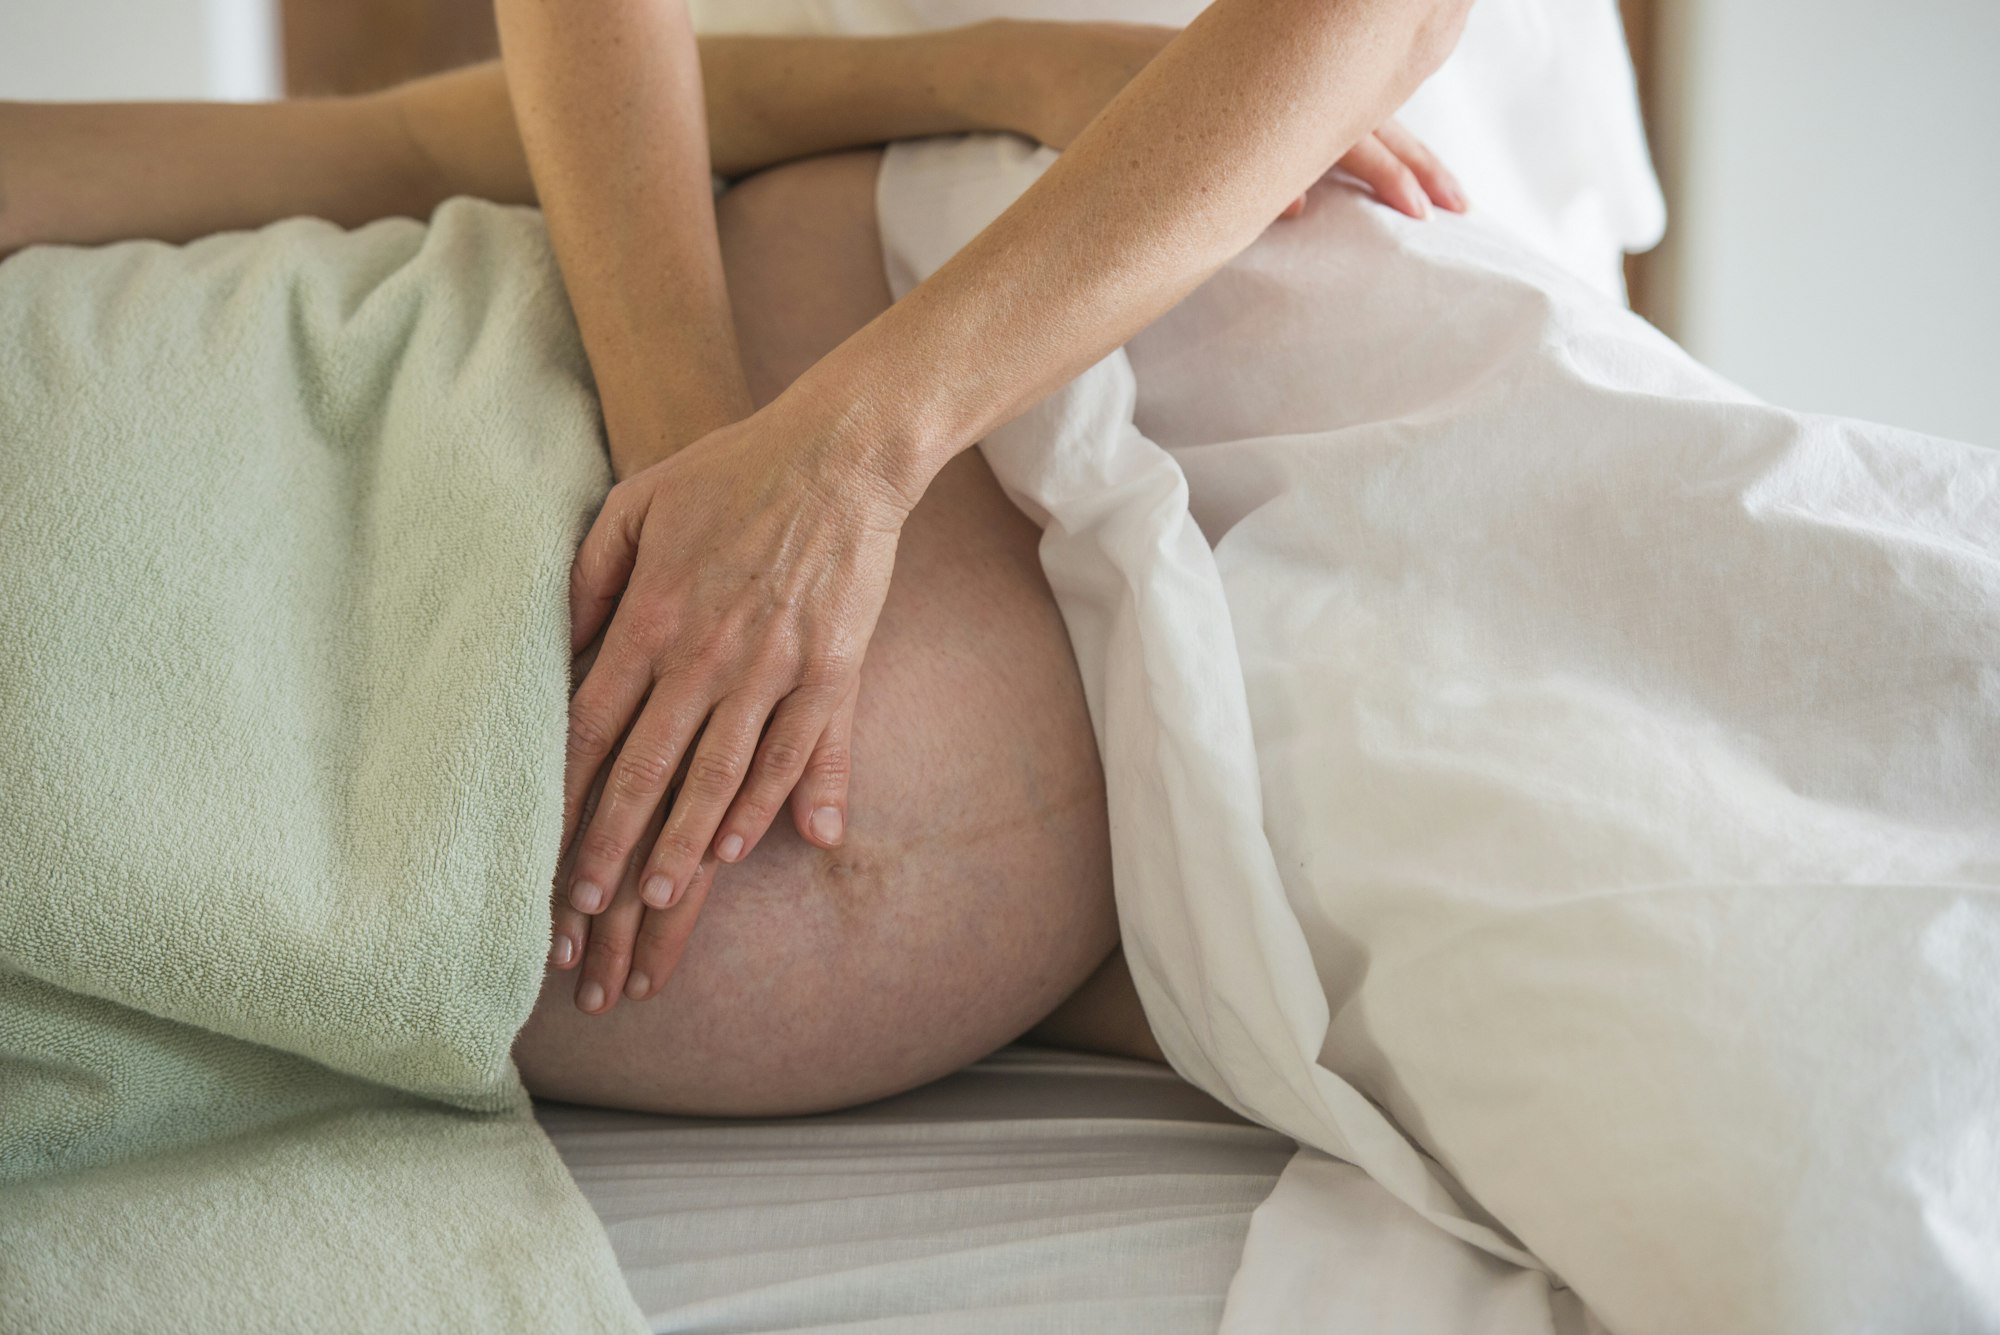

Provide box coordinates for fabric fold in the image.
[877,125,2000,1335]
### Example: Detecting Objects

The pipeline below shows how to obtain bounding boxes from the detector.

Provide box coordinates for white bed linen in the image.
[713,4,1990,1329]
[545,1046,1597,1335]
[540,1047,1296,1333]
[874,128,2000,1335]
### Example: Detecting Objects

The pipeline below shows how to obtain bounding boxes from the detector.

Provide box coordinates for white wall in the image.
[1,0,279,102]
[1659,0,1999,445]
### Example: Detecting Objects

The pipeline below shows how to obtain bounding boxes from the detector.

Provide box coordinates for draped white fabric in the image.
[687,2,1997,1328]
[543,1049,1295,1333]
[875,129,2000,1332]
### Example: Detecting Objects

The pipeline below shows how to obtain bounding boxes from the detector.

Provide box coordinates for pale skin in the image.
[0,16,1465,1105]
[510,0,1473,1018]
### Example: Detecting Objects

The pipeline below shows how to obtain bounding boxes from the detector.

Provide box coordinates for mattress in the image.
[537,1046,1295,1333]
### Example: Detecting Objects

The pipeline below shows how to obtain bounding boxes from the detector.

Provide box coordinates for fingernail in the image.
[553,934,575,968]
[624,971,650,1000]
[717,832,744,862]
[810,806,843,845]
[571,880,606,914]
[641,874,674,909]
[578,981,605,1012]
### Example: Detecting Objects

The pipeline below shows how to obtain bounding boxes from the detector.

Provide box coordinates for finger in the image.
[560,631,655,858]
[1277,195,1307,222]
[637,693,773,911]
[570,632,604,695]
[1374,118,1469,213]
[569,481,645,655]
[712,688,836,866]
[790,681,857,850]
[575,795,672,1010]
[624,854,718,1002]
[567,688,704,916]
[1338,133,1429,220]
[575,886,643,1014]
[549,761,609,971]
[550,895,590,971]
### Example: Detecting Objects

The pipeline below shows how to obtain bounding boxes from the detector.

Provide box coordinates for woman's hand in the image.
[1322,116,1467,218]
[977,22,1465,220]
[556,399,908,1007]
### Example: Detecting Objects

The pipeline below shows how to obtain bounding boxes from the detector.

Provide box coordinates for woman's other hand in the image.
[1278,120,1467,220]
[559,399,907,1005]
[1321,117,1467,218]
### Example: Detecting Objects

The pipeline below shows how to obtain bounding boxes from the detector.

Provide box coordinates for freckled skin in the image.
[513,153,1120,1117]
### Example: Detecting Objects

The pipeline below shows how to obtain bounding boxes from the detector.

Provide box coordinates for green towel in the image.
[0,200,646,1333]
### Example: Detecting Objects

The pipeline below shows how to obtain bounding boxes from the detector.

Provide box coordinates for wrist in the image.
[773,359,958,518]
[582,276,756,474]
[598,359,755,479]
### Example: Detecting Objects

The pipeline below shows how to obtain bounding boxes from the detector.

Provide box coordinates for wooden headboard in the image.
[1617,0,1662,318]
[283,0,498,96]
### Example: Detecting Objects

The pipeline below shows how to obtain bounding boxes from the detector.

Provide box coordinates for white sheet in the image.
[546,1045,1602,1335]
[875,131,2000,1335]
[541,1047,1296,1332]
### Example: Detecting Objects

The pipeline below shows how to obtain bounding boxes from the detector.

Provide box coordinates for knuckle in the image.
[630,932,679,980]
[730,791,778,830]
[759,632,806,677]
[582,930,631,969]
[652,826,707,869]
[756,734,810,778]
[566,709,618,759]
[802,645,855,689]
[618,602,677,654]
[578,829,631,868]
[696,621,757,672]
[818,629,860,667]
[611,747,676,795]
[807,739,852,780]
[683,750,742,799]
[603,476,643,517]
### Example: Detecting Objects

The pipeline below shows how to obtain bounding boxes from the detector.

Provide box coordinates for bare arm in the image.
[559,0,1471,1004]
[0,26,1162,264]
[493,0,747,467]
[794,0,1473,499]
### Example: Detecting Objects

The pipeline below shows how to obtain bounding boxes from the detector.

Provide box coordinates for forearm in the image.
[0,29,1008,262]
[0,96,437,254]
[397,30,1036,201]
[783,0,1469,501]
[496,0,749,466]
[706,27,1002,177]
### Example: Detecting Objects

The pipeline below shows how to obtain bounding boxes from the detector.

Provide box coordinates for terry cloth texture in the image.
[0,200,646,1333]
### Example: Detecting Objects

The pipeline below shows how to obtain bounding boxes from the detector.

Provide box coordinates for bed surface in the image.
[537,1046,1294,1333]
